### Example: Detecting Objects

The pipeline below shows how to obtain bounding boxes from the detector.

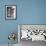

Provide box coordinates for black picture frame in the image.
[5,5,16,20]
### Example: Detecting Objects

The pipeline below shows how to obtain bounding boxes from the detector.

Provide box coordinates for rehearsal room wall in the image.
[0,0,46,45]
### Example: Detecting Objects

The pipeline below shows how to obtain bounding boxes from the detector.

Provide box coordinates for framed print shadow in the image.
[5,5,16,20]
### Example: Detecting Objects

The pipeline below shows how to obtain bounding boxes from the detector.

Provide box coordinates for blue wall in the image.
[0,0,46,44]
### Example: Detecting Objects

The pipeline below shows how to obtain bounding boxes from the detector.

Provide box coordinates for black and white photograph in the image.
[5,5,16,20]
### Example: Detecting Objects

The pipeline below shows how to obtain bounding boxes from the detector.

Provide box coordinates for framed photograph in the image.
[5,5,16,20]
[18,24,46,42]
